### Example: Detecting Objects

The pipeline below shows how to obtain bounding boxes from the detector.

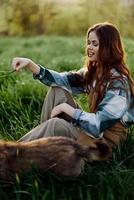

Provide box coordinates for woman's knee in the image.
[47,117,74,137]
[48,86,66,94]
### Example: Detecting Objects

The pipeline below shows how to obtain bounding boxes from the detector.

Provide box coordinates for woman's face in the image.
[87,31,99,62]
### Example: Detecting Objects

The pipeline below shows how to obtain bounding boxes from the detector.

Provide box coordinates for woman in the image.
[12,22,134,160]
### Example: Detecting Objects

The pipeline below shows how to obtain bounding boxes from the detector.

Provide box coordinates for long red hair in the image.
[84,22,134,112]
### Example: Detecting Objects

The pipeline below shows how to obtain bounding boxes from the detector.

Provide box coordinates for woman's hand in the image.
[11,57,40,74]
[12,57,31,71]
[51,103,75,118]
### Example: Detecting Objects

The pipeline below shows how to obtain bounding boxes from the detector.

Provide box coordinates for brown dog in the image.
[0,136,111,181]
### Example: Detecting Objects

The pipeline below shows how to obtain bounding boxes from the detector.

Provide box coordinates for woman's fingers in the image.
[12,57,30,71]
[51,105,63,118]
[12,58,20,71]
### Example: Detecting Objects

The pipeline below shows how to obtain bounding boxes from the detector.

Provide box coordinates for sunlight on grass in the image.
[0,36,134,200]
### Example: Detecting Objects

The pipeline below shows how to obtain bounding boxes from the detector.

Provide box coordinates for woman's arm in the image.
[12,57,86,94]
[51,103,76,118]
[71,78,130,138]
[51,78,129,139]
[12,57,40,74]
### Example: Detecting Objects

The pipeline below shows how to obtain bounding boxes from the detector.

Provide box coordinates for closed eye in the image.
[87,40,99,47]
[93,43,99,47]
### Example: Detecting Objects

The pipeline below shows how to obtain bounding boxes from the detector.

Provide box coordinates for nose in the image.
[87,44,93,50]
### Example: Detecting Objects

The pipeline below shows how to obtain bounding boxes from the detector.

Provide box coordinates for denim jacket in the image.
[33,65,134,139]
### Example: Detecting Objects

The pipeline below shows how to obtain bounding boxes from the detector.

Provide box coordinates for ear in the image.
[87,142,112,161]
[96,142,111,157]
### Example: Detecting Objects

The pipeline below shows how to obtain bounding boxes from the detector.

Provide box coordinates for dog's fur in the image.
[0,136,111,181]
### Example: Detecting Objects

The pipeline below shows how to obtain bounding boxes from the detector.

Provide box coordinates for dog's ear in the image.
[96,142,111,157]
[87,141,112,161]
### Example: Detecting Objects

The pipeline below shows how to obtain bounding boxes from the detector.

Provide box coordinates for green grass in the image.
[0,36,134,200]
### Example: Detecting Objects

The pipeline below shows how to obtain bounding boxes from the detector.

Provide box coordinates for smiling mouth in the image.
[88,53,94,57]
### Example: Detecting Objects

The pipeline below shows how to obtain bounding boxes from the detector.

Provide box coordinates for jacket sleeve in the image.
[33,65,86,94]
[72,78,129,138]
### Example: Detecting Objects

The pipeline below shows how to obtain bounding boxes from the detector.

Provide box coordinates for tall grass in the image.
[0,36,134,199]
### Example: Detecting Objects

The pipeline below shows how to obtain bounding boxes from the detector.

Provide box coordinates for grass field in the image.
[0,36,134,200]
